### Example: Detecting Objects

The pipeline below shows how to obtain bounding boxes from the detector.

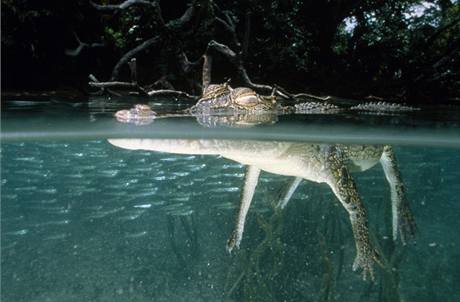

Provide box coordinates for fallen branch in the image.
[293,93,332,101]
[89,78,148,96]
[89,81,138,88]
[88,74,122,97]
[147,89,197,99]
[89,0,334,103]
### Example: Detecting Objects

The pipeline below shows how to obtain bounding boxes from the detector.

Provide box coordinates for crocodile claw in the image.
[226,231,241,253]
[352,247,381,281]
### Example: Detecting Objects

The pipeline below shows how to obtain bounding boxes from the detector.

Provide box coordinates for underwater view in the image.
[2,1,460,301]
[2,98,460,302]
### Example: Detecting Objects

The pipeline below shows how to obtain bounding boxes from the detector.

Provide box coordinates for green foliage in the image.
[2,0,459,100]
[104,27,125,49]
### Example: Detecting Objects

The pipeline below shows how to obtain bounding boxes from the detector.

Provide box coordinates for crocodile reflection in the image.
[114,104,279,128]
[108,138,415,280]
[112,83,418,128]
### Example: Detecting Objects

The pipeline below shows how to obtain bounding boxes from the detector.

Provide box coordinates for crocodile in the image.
[113,83,419,127]
[108,138,416,281]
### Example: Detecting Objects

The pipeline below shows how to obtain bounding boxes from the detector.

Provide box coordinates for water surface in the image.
[1,97,460,301]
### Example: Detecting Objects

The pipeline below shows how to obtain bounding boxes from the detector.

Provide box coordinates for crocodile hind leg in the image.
[324,146,381,281]
[276,177,303,209]
[226,165,261,253]
[379,145,416,244]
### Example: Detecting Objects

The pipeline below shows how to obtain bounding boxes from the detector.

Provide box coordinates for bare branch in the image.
[208,40,237,60]
[202,54,213,91]
[236,65,274,93]
[111,36,160,80]
[153,76,175,90]
[166,6,196,31]
[177,51,202,74]
[65,32,104,57]
[90,0,157,12]
[89,80,148,95]
[293,93,332,101]
[88,74,123,96]
[147,89,197,99]
[128,58,138,84]
[242,12,251,58]
[89,81,138,88]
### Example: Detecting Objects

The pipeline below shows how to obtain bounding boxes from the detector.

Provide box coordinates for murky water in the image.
[1,97,460,301]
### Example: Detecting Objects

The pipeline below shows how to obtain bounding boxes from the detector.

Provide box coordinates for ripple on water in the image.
[213,201,236,210]
[124,231,148,239]
[5,229,29,236]
[209,187,240,193]
[14,186,38,192]
[33,220,71,227]
[99,169,120,177]
[172,171,191,177]
[222,163,243,170]
[130,188,159,198]
[37,188,58,194]
[186,163,207,172]
[44,233,70,241]
[166,206,194,217]
[222,172,245,178]
[87,206,125,219]
[133,203,152,209]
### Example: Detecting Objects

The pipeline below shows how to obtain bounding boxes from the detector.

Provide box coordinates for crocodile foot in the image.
[352,245,382,281]
[226,230,241,253]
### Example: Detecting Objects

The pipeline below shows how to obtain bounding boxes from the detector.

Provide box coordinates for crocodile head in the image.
[230,87,277,112]
[114,104,156,125]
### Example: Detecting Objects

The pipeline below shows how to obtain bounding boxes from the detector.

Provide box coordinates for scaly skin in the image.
[295,101,419,114]
[190,85,277,114]
[324,146,381,280]
[107,138,415,281]
[113,83,419,127]
[379,145,417,243]
[114,104,156,125]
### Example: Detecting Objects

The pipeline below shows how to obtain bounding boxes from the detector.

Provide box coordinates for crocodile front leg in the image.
[379,145,416,244]
[276,177,303,209]
[226,165,261,253]
[325,146,381,281]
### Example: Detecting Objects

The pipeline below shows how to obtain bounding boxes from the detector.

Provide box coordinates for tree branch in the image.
[110,36,160,80]
[165,6,196,32]
[90,0,158,12]
[89,79,148,95]
[202,54,212,90]
[65,32,104,57]
[242,12,251,58]
[147,89,197,99]
[426,15,460,46]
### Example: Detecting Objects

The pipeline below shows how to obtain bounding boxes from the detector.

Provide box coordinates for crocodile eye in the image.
[235,95,259,106]
[134,104,152,112]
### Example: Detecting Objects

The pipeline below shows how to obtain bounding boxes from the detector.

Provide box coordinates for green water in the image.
[1,97,460,301]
